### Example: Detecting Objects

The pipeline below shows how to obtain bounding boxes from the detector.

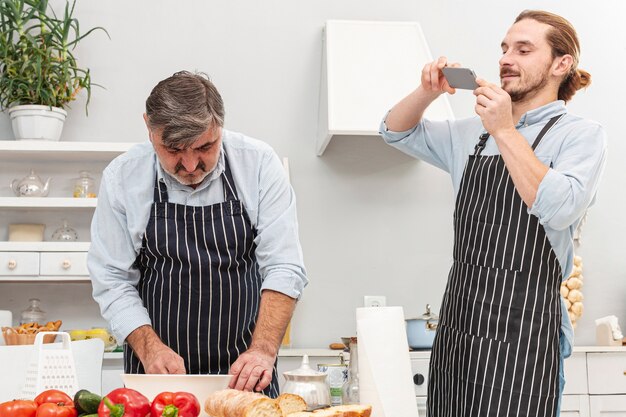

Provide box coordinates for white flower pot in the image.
[7,105,67,141]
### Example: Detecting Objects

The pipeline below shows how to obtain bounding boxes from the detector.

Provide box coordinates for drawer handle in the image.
[62,259,72,270]
[413,373,425,386]
[7,259,17,270]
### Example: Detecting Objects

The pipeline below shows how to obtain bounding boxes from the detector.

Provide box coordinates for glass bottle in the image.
[72,170,96,198]
[342,336,360,404]
[20,298,46,324]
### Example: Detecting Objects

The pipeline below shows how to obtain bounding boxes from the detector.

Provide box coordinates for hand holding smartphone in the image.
[441,67,479,90]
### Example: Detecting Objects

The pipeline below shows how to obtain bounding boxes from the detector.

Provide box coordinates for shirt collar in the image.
[155,145,225,193]
[517,100,567,127]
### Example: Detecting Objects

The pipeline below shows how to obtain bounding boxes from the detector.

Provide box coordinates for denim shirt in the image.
[88,129,308,342]
[380,100,608,351]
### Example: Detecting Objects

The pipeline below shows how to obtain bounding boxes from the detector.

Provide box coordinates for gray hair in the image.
[145,71,225,147]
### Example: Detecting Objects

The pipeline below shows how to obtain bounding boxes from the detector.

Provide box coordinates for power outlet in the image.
[364,295,386,307]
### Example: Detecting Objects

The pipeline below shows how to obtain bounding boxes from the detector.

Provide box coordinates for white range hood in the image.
[317,20,454,156]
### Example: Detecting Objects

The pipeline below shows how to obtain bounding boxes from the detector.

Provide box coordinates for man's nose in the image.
[499,51,513,67]
[180,153,199,172]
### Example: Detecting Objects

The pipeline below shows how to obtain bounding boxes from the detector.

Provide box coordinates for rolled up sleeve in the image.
[254,150,308,299]
[379,112,455,173]
[530,123,607,230]
[88,167,151,343]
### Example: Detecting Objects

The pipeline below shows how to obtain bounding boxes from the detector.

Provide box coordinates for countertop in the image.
[103,345,626,361]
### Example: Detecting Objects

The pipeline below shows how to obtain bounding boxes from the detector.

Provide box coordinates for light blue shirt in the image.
[88,129,308,343]
[380,100,607,350]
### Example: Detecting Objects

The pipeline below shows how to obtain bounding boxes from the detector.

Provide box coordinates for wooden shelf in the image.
[0,242,90,251]
[0,197,97,208]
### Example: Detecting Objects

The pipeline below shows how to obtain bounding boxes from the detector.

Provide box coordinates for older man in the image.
[89,71,307,397]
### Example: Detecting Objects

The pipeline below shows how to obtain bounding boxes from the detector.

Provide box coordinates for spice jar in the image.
[72,170,96,198]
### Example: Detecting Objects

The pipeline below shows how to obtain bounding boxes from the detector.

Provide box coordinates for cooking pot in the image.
[406,304,439,349]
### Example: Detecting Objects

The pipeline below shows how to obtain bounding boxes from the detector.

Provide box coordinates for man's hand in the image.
[126,325,186,374]
[228,346,276,392]
[421,56,459,96]
[473,78,516,137]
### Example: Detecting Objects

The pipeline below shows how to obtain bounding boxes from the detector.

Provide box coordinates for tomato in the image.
[0,399,37,417]
[34,390,74,407]
[35,403,77,417]
[34,390,76,417]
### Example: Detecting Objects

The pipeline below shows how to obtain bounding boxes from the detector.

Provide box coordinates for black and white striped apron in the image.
[428,115,563,417]
[124,154,279,398]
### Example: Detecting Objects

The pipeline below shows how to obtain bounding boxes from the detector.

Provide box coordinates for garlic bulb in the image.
[562,255,584,330]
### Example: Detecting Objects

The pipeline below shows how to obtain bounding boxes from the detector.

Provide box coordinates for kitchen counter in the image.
[103,345,626,361]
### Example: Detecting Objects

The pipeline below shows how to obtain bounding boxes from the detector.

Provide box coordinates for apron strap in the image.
[221,154,239,201]
[473,114,564,156]
[531,114,564,150]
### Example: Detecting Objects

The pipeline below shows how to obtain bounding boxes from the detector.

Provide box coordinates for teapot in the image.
[11,169,51,197]
[282,355,330,410]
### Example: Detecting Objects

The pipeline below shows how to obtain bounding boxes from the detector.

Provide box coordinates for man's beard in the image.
[167,161,211,186]
[501,64,550,103]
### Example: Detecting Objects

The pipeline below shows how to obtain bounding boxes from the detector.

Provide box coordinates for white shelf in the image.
[0,140,137,162]
[0,242,90,251]
[0,276,89,282]
[0,197,97,208]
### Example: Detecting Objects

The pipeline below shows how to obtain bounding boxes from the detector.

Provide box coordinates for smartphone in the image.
[441,67,479,90]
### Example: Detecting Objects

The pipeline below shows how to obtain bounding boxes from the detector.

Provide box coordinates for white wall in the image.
[1,0,624,347]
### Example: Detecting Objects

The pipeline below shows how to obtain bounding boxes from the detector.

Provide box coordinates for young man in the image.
[88,71,307,397]
[381,10,606,417]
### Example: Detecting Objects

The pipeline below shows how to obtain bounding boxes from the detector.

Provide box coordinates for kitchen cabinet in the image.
[561,395,590,417]
[408,347,626,417]
[589,395,626,415]
[0,140,135,334]
[0,140,134,282]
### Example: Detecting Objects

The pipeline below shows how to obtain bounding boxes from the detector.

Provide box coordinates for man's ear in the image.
[553,54,574,78]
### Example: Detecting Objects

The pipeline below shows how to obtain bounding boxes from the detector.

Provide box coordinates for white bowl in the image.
[121,374,230,413]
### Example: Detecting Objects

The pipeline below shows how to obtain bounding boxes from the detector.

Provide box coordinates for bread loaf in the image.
[204,389,281,417]
[276,393,307,415]
[284,404,372,417]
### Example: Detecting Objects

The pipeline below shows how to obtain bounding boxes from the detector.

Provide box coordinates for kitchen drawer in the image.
[0,252,39,276]
[563,352,588,395]
[589,394,626,415]
[410,358,429,397]
[40,252,88,276]
[587,352,626,394]
[561,394,590,417]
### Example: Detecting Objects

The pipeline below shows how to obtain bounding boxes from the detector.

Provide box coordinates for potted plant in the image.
[0,0,108,140]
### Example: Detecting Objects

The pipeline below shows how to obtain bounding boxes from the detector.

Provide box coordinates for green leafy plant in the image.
[0,0,108,112]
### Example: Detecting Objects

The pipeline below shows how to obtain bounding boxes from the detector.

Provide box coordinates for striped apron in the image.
[124,154,279,398]
[428,115,563,417]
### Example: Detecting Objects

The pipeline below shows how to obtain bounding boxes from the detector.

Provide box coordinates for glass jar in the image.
[342,337,360,404]
[20,298,46,325]
[51,220,78,241]
[72,170,96,198]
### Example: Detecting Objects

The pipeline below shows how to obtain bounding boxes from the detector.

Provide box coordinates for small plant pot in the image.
[8,105,67,141]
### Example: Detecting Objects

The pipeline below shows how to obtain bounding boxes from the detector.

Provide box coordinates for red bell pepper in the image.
[98,388,151,417]
[150,392,200,417]
[34,390,77,417]
[0,399,37,417]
